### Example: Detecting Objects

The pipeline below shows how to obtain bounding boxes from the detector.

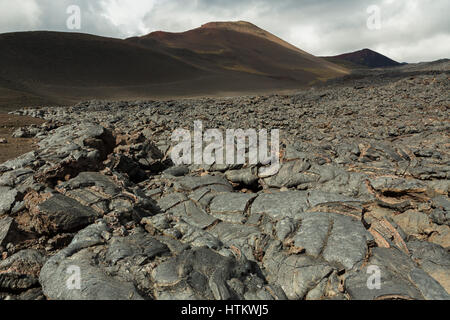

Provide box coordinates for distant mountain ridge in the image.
[323,48,401,69]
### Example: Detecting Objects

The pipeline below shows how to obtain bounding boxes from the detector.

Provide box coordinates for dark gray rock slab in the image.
[274,217,296,241]
[162,165,189,177]
[40,247,144,300]
[0,272,40,292]
[0,151,36,172]
[105,233,169,265]
[58,172,122,196]
[0,249,46,293]
[225,167,259,186]
[0,187,18,214]
[263,160,315,188]
[157,192,188,212]
[321,213,371,270]
[175,220,222,249]
[152,247,255,300]
[39,221,144,300]
[32,194,100,234]
[251,191,309,219]
[318,170,373,200]
[293,214,331,257]
[430,195,450,226]
[263,241,333,299]
[209,222,262,248]
[169,201,218,229]
[0,216,20,246]
[345,247,449,300]
[291,212,370,269]
[0,249,46,271]
[408,240,450,294]
[0,168,34,187]
[209,193,256,223]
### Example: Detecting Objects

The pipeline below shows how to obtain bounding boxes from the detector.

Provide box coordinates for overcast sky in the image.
[0,0,448,63]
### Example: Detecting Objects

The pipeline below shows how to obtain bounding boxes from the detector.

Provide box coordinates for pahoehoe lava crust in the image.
[0,61,449,300]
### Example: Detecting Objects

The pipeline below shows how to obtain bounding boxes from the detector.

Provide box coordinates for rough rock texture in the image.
[1,63,449,300]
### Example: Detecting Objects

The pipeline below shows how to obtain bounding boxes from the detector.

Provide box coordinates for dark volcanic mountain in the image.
[0,21,348,110]
[323,48,401,69]
[129,21,347,82]
[0,31,207,110]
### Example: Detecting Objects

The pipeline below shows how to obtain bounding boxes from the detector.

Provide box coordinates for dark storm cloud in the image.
[0,0,448,63]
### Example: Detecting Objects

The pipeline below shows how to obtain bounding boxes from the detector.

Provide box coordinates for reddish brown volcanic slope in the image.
[0,22,348,110]
[132,21,348,81]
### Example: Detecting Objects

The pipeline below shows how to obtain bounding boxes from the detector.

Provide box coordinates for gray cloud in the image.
[0,0,448,62]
